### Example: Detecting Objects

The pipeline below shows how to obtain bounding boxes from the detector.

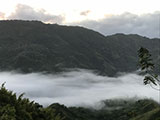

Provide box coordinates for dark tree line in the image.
[0,83,64,120]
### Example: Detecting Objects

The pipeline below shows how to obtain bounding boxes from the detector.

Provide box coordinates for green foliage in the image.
[65,99,159,120]
[138,47,154,71]
[0,105,16,120]
[138,47,159,85]
[0,84,63,120]
[137,47,160,119]
[0,20,159,76]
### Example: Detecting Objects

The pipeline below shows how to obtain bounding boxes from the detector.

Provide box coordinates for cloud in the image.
[71,12,160,38]
[0,69,158,107]
[7,4,65,24]
[80,10,90,16]
[0,12,5,20]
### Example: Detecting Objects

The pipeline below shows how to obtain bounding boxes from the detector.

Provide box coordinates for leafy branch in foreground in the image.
[138,47,160,88]
[0,83,64,120]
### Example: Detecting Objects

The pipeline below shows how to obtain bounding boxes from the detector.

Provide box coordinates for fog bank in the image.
[0,69,158,107]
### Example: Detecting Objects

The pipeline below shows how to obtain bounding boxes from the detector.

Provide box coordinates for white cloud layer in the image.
[7,4,64,24]
[0,3,159,38]
[71,12,160,38]
[0,70,158,107]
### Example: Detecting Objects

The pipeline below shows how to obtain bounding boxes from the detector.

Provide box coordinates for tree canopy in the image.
[0,83,63,120]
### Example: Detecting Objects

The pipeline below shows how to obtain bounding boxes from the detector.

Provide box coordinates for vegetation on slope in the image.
[0,83,64,120]
[1,83,160,120]
[0,20,159,76]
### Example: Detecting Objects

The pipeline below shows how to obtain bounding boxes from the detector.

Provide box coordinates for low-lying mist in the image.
[0,69,158,107]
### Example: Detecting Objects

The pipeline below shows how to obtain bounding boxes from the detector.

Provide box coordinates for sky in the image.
[0,0,160,37]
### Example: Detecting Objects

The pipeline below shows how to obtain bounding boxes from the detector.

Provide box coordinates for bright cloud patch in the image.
[0,12,5,20]
[71,12,160,38]
[7,4,65,24]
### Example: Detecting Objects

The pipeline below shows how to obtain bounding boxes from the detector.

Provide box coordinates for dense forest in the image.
[0,20,159,76]
[0,84,160,120]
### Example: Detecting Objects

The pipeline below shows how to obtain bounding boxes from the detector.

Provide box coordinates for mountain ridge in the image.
[0,20,159,76]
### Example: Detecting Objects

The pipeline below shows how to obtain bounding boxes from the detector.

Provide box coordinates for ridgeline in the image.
[0,20,159,75]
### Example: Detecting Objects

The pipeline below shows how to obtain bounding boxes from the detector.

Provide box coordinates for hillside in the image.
[0,20,159,76]
[1,84,160,120]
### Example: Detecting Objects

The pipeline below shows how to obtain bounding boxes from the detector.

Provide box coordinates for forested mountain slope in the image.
[0,20,159,76]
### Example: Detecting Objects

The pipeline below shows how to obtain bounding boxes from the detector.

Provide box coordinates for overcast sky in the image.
[0,0,160,38]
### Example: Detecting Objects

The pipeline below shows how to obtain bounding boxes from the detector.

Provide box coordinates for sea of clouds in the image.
[0,69,158,107]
